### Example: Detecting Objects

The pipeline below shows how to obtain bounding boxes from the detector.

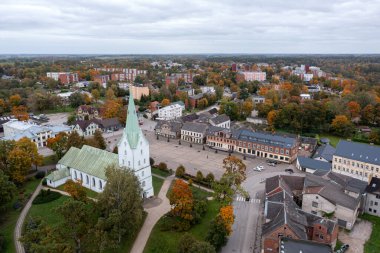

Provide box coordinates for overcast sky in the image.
[0,0,379,54]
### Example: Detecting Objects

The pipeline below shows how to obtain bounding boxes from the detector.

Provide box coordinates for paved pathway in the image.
[130,175,174,253]
[14,182,42,253]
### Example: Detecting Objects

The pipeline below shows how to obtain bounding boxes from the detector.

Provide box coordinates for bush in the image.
[179,233,216,253]
[32,190,62,205]
[42,178,47,186]
[205,173,215,183]
[176,165,186,178]
[188,179,193,186]
[196,171,204,182]
[206,217,228,250]
[158,162,168,172]
[0,233,5,252]
[150,157,155,166]
[35,171,46,179]
[193,200,208,224]
[13,201,23,210]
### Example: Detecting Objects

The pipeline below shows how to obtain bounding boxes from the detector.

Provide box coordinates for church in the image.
[46,94,154,198]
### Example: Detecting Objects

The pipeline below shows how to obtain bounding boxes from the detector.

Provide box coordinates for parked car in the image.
[285,168,294,174]
[336,244,349,253]
[267,162,276,167]
[254,165,264,172]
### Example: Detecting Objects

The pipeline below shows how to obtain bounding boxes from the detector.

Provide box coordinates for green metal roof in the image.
[46,168,70,182]
[58,145,119,180]
[125,93,141,149]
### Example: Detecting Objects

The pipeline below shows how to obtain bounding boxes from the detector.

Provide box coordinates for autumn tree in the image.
[7,147,32,184]
[102,99,123,119]
[0,170,16,212]
[16,137,42,170]
[66,131,85,150]
[12,105,29,121]
[169,179,194,229]
[179,233,216,253]
[241,100,253,118]
[0,98,7,114]
[106,88,116,100]
[161,98,170,107]
[219,205,234,235]
[47,132,68,159]
[331,115,355,137]
[64,179,87,201]
[361,104,375,125]
[267,110,277,127]
[197,98,209,109]
[347,101,361,119]
[93,129,106,150]
[9,94,22,106]
[206,215,229,250]
[0,140,16,176]
[91,89,100,103]
[176,165,186,178]
[222,156,246,186]
[96,165,143,246]
[69,92,85,107]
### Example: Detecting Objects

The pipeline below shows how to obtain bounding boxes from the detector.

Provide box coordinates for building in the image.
[165,73,198,86]
[77,105,101,120]
[263,175,338,253]
[238,71,266,82]
[94,75,110,88]
[303,73,314,82]
[296,156,331,176]
[2,120,71,148]
[46,72,79,84]
[181,122,208,144]
[252,95,265,104]
[129,85,150,100]
[46,93,154,197]
[300,94,311,100]
[72,120,101,136]
[95,68,147,82]
[189,93,204,109]
[98,118,121,132]
[209,114,230,129]
[154,120,183,139]
[200,86,215,94]
[365,177,380,216]
[0,116,13,133]
[157,104,183,120]
[279,237,333,253]
[206,129,299,163]
[312,144,336,163]
[332,140,380,182]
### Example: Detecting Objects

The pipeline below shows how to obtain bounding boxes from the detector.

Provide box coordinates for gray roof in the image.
[236,129,298,149]
[155,120,183,132]
[206,125,231,136]
[297,156,331,172]
[366,177,380,194]
[181,122,208,134]
[335,140,380,166]
[210,114,230,125]
[280,237,333,253]
[326,172,367,194]
[312,144,336,162]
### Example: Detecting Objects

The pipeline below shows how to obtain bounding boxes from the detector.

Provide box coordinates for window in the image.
[99,180,103,189]
[74,171,77,179]
[319,234,324,239]
[142,171,145,177]
[92,178,95,187]
[128,161,131,166]
[375,202,378,206]
[142,181,146,187]
[371,201,374,206]
[369,208,373,212]
[312,201,318,208]
[316,196,319,199]
[86,175,89,184]
[141,149,143,155]
[144,158,146,164]
[138,160,141,166]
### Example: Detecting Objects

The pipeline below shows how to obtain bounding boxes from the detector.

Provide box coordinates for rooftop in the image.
[280,237,333,253]
[236,129,298,148]
[335,140,380,166]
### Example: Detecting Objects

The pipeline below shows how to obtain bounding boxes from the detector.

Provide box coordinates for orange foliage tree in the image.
[64,179,87,201]
[102,99,123,119]
[161,98,170,107]
[12,105,29,121]
[267,110,277,127]
[219,205,234,235]
[9,94,22,106]
[169,179,194,223]
[347,101,361,119]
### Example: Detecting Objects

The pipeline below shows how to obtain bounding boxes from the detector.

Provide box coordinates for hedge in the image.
[32,189,62,205]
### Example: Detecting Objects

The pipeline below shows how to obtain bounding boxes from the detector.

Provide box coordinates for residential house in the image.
[332,140,380,182]
[77,105,101,120]
[209,114,230,129]
[296,156,331,176]
[181,122,208,144]
[98,118,121,132]
[365,177,380,216]
[155,120,183,139]
[313,144,336,163]
[237,71,266,82]
[46,93,153,197]
[252,95,266,104]
[93,75,110,88]
[72,120,101,136]
[189,93,204,109]
[46,72,79,84]
[130,84,150,100]
[300,94,311,100]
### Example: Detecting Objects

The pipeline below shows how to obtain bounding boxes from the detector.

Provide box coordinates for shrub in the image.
[158,162,168,172]
[32,190,62,205]
[196,171,204,182]
[150,157,155,166]
[0,233,5,252]
[188,179,193,186]
[206,216,228,250]
[179,233,215,253]
[35,171,46,179]
[42,178,47,186]
[205,173,215,183]
[13,201,23,210]
[176,165,186,178]
[193,200,208,224]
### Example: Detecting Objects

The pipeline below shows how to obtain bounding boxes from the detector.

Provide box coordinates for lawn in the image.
[42,105,76,114]
[144,187,219,253]
[317,134,343,147]
[27,195,70,225]
[151,167,171,178]
[56,183,99,199]
[42,154,58,166]
[0,179,40,253]
[152,175,164,196]
[361,214,380,253]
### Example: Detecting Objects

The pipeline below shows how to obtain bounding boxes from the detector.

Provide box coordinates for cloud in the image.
[0,0,379,53]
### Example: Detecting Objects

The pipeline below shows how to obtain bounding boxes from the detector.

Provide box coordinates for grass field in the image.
[0,179,40,253]
[42,154,58,166]
[144,187,218,253]
[151,167,172,178]
[361,214,380,253]
[56,183,98,198]
[317,134,343,147]
[152,176,164,196]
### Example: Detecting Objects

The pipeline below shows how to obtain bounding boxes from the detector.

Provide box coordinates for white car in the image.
[254,165,264,172]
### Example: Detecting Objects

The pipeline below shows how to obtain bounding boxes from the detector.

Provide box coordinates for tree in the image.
[196,171,204,182]
[241,100,253,118]
[8,147,32,184]
[66,131,85,150]
[212,177,234,205]
[331,115,355,137]
[347,101,361,119]
[96,165,143,246]
[205,173,215,183]
[106,88,116,100]
[102,99,123,119]
[12,105,29,121]
[169,179,194,229]
[176,165,186,177]
[222,156,246,186]
[91,89,100,103]
[69,92,85,107]
[64,179,87,201]
[0,98,7,114]
[16,137,42,170]
[56,199,96,253]
[197,98,208,109]
[47,132,68,159]
[179,233,216,253]
[0,140,16,176]
[9,94,22,106]
[267,110,277,126]
[361,104,375,125]
[0,170,16,212]
[206,216,229,250]
[93,129,107,150]
[219,205,234,235]
[161,98,170,107]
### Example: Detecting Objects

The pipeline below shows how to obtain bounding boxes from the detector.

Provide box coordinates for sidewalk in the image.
[130,175,174,253]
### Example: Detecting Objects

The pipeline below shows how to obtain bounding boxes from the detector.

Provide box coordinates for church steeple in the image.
[125,93,140,149]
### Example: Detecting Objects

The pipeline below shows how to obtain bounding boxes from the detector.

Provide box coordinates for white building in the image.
[2,120,71,148]
[46,94,154,198]
[300,94,311,100]
[200,86,215,94]
[71,120,101,136]
[209,114,230,129]
[157,104,183,120]
[303,73,314,82]
[181,122,208,144]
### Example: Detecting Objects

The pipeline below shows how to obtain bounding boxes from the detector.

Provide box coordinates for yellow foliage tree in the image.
[64,179,87,201]
[12,105,29,121]
[161,98,170,107]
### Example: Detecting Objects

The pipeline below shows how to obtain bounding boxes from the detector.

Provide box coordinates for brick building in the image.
[165,73,198,86]
[46,72,79,84]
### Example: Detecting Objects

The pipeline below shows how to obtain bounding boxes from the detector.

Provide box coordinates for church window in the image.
[86,175,89,184]
[141,149,143,155]
[128,161,131,167]
[144,158,146,164]
[99,180,103,189]
[92,178,95,187]
[142,171,145,177]
[142,181,146,187]
[80,173,83,182]
[125,150,127,155]
[138,160,141,166]
[74,171,77,179]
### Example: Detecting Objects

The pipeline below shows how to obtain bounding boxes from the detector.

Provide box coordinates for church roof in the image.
[58,145,119,180]
[46,168,70,182]
[125,93,141,149]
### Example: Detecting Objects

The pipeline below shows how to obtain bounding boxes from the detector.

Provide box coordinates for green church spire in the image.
[125,93,140,149]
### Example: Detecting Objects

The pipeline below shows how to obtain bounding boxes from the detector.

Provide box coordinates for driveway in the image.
[338,219,372,253]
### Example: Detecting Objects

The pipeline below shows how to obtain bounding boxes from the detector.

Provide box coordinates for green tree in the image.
[0,140,16,176]
[69,92,85,107]
[179,233,216,253]
[93,129,106,150]
[66,131,85,150]
[206,216,229,250]
[176,165,186,178]
[91,89,100,103]
[196,171,204,182]
[0,170,16,212]
[96,165,143,248]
